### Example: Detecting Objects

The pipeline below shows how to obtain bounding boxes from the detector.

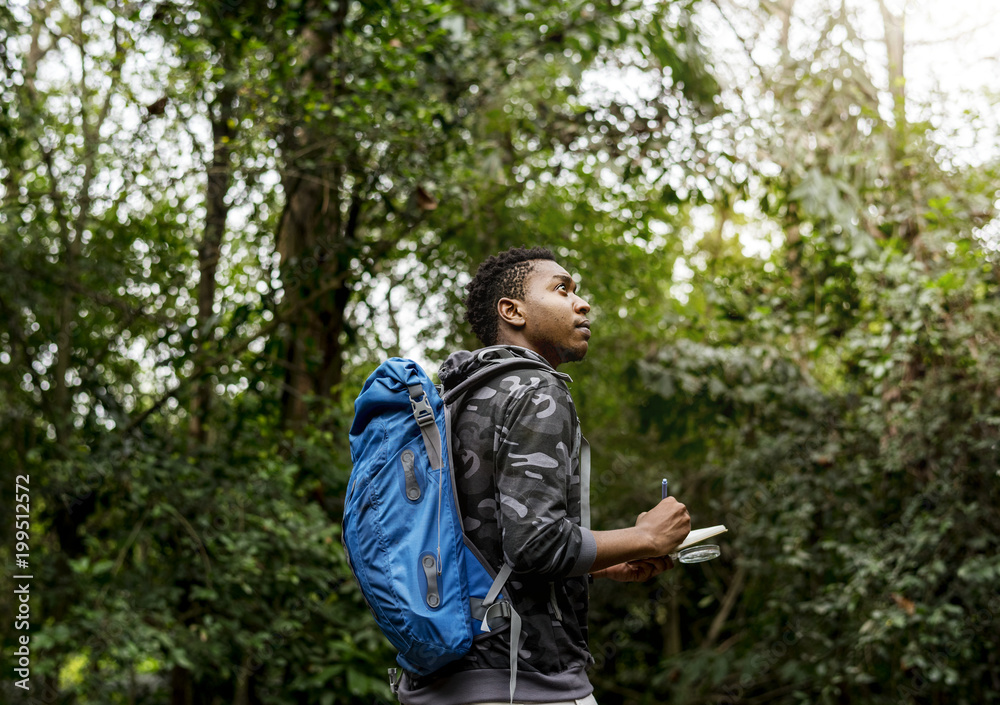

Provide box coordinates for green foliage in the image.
[621,242,1000,705]
[582,5,1000,700]
[2,0,999,704]
[18,409,393,704]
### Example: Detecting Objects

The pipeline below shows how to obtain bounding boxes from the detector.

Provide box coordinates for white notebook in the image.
[676,525,728,551]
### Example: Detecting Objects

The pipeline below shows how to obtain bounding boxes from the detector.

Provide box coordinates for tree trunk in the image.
[233,653,254,705]
[188,84,236,445]
[275,2,355,429]
[666,581,682,656]
[53,189,79,445]
[177,15,240,705]
[276,160,355,427]
[776,0,796,53]
[171,665,193,705]
[878,0,923,243]
[879,0,906,154]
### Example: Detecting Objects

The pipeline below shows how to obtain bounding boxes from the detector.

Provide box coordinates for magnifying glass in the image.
[675,544,721,563]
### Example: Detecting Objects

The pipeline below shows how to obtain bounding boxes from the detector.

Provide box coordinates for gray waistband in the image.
[398,665,593,705]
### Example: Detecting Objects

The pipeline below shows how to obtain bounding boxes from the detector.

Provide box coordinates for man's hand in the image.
[590,497,691,573]
[592,556,674,582]
[635,497,691,557]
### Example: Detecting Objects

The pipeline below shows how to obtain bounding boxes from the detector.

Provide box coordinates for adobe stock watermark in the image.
[11,472,34,691]
[11,590,167,705]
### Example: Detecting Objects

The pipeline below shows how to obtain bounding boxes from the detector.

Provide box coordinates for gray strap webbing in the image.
[483,563,512,607]
[506,606,521,703]
[388,667,402,695]
[480,599,521,704]
[470,598,511,629]
[478,563,518,703]
[580,436,591,530]
[408,384,443,470]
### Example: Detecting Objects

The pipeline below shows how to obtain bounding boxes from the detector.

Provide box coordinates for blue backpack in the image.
[343,351,551,700]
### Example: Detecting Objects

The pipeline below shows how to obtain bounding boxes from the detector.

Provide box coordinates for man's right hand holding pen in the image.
[589,478,691,582]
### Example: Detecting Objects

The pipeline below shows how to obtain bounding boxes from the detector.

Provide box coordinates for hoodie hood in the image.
[439,345,563,392]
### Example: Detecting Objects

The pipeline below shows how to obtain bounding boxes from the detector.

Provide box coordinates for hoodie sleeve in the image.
[494,377,596,579]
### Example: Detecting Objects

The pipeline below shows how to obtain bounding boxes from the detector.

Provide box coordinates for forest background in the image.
[2,0,1000,703]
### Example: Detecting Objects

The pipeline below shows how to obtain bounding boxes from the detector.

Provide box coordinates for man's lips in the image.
[576,320,591,337]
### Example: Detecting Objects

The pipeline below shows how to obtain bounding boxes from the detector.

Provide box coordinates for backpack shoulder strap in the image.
[406,382,443,470]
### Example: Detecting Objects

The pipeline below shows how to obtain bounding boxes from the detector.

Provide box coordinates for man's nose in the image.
[574,295,590,314]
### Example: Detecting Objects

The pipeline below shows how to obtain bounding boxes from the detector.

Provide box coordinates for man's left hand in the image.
[592,556,674,582]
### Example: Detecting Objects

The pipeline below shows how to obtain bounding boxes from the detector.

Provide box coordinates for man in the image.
[397,247,691,705]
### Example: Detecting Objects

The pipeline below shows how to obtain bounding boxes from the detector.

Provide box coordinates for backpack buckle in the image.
[409,391,435,428]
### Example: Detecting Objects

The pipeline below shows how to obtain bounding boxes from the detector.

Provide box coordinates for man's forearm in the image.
[589,527,660,573]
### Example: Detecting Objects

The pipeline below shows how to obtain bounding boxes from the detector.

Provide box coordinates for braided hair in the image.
[464,246,556,346]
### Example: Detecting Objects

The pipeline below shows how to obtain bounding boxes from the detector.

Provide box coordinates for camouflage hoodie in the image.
[398,346,597,705]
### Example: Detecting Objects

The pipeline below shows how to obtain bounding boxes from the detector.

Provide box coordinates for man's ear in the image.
[497,297,526,329]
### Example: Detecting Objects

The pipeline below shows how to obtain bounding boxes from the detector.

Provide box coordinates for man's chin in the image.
[559,343,588,365]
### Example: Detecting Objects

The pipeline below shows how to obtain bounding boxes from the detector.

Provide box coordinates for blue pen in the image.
[661,478,669,500]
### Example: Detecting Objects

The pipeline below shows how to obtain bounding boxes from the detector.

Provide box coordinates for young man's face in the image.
[516,259,592,368]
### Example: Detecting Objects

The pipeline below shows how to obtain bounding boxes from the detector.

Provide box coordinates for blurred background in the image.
[1,0,999,703]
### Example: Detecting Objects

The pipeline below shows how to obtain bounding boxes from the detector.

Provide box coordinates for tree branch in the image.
[125,272,352,432]
[701,563,747,648]
[708,0,767,81]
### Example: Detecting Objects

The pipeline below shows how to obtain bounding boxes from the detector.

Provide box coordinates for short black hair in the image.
[465,246,556,346]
